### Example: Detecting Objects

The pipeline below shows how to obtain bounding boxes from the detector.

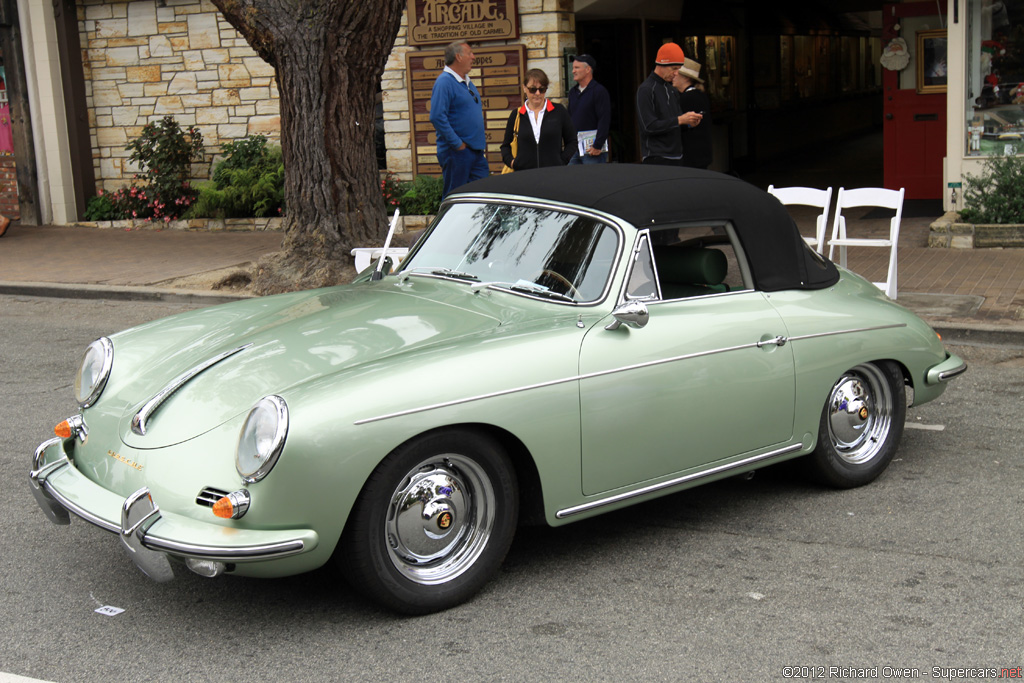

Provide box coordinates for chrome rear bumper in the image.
[926,352,967,385]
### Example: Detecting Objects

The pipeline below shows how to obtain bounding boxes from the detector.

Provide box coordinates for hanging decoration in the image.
[881,37,910,71]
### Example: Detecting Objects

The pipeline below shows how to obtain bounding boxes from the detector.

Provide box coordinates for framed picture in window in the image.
[917,29,947,94]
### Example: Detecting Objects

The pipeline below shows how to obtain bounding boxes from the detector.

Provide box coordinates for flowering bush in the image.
[381,171,404,212]
[101,115,204,222]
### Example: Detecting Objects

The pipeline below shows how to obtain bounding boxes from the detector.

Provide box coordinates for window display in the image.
[966,0,1024,156]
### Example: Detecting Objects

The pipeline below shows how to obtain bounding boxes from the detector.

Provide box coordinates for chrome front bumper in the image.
[30,437,317,581]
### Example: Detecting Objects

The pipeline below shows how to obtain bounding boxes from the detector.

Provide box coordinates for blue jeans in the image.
[439,146,491,198]
[569,151,608,165]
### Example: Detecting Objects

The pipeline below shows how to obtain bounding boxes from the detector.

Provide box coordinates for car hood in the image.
[113,280,524,449]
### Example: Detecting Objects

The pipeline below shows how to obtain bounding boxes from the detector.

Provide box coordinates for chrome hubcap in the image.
[826,364,893,465]
[385,454,494,585]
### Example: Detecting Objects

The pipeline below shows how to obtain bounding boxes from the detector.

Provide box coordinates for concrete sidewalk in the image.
[1,218,1022,344]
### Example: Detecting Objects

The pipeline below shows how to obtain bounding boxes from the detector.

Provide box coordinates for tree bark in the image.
[212,0,405,294]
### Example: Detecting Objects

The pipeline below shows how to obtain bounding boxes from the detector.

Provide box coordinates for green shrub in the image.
[399,175,443,216]
[121,115,204,221]
[380,172,442,216]
[83,192,118,221]
[960,154,1024,224]
[189,135,285,218]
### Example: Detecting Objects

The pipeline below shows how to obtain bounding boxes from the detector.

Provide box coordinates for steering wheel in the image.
[537,269,580,299]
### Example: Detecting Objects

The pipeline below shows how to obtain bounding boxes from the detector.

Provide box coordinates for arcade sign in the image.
[406,0,519,46]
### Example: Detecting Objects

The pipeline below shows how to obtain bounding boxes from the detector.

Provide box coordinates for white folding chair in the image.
[828,187,905,300]
[767,185,833,254]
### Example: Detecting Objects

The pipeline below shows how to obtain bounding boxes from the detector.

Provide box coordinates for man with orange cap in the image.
[636,42,702,165]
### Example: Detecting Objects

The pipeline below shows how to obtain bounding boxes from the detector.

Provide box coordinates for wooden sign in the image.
[406,44,526,177]
[406,0,519,46]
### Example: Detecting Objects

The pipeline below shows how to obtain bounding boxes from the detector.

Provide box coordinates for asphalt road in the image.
[1,295,1021,682]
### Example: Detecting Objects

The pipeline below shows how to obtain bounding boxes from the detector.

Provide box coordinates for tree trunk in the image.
[212,0,405,294]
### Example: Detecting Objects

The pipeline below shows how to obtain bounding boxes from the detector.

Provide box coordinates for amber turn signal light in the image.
[211,490,251,520]
[54,421,73,439]
[212,497,234,518]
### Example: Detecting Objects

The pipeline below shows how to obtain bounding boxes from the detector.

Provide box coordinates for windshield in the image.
[401,202,619,303]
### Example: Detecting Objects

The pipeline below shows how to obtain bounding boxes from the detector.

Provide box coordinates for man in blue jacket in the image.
[430,40,489,197]
[567,54,611,164]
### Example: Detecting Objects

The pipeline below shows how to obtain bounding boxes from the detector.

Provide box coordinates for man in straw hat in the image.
[673,57,711,169]
[636,42,703,165]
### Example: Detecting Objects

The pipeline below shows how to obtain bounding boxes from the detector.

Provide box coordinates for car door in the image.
[578,229,797,495]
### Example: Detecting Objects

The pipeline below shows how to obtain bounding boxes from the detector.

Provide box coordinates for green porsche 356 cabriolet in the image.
[30,166,965,614]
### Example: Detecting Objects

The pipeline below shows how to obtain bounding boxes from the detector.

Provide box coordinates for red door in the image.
[883,4,946,199]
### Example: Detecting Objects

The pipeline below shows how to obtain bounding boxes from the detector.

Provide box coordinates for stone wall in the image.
[77,0,573,191]
[382,0,576,179]
[78,0,280,192]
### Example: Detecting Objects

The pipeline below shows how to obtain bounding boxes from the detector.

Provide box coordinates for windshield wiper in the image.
[400,266,480,282]
[473,280,576,303]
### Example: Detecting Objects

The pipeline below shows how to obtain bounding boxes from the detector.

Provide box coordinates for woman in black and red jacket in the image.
[501,69,576,171]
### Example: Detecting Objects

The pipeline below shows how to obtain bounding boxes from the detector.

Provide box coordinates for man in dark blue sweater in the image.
[430,40,489,198]
[567,54,611,164]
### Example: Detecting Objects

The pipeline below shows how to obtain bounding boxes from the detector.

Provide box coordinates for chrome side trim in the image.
[132,343,253,436]
[354,323,907,426]
[354,339,765,425]
[556,443,804,519]
[785,323,906,342]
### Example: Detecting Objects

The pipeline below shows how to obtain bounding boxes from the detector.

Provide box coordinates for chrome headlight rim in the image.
[236,395,289,484]
[75,337,114,408]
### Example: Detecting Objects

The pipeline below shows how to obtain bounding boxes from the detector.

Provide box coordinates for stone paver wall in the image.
[78,0,572,191]
[79,0,280,192]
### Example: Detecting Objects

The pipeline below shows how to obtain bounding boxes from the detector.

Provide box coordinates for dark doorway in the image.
[574,19,643,164]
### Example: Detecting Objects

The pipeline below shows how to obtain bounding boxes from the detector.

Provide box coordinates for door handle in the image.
[756,335,788,348]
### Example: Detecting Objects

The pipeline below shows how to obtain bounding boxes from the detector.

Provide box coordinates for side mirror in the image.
[605,300,649,330]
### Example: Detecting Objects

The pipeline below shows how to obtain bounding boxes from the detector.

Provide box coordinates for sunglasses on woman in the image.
[526,86,547,94]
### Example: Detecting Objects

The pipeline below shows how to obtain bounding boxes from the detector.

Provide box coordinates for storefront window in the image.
[966,0,1024,156]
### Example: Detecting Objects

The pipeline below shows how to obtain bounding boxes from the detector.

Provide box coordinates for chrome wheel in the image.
[825,363,894,465]
[340,429,518,614]
[385,454,495,585]
[808,361,906,488]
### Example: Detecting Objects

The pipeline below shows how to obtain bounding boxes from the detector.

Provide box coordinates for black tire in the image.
[807,361,906,488]
[339,429,518,614]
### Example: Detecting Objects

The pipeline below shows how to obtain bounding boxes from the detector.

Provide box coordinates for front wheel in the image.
[807,361,906,488]
[339,429,518,614]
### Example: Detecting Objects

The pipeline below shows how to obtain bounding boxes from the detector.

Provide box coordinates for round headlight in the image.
[74,338,114,407]
[236,396,289,483]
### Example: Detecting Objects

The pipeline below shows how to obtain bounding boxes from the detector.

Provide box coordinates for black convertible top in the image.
[455,165,839,292]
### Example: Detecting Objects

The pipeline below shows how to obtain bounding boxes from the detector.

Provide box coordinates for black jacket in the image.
[678,86,712,169]
[501,101,576,170]
[636,72,683,161]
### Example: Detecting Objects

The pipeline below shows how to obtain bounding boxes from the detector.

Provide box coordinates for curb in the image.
[929,322,1024,348]
[0,281,253,305]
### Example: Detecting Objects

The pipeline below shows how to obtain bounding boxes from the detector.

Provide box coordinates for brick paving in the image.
[0,224,280,287]
[0,199,1022,329]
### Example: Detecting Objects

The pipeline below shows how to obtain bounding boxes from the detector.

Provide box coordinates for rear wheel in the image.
[340,429,518,614]
[807,361,906,488]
